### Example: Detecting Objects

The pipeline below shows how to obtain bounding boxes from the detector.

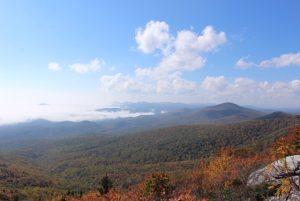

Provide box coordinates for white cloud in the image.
[235,57,255,69]
[157,26,226,73]
[158,49,206,72]
[202,76,261,95]
[202,75,300,104]
[155,72,197,94]
[100,72,197,94]
[187,25,227,52]
[70,58,105,73]
[135,20,171,54]
[202,76,228,92]
[236,52,300,69]
[100,73,155,93]
[135,22,226,74]
[48,62,61,71]
[135,23,226,79]
[259,52,300,68]
[227,77,257,95]
[101,22,226,96]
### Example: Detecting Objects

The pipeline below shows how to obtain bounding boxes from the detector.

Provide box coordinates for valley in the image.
[0,103,300,200]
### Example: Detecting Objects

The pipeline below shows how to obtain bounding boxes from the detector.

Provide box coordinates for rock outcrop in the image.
[247,155,300,201]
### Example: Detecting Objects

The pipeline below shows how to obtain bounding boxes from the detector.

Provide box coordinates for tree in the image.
[144,172,174,201]
[99,174,113,195]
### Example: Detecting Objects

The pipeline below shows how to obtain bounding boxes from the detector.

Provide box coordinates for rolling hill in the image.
[257,111,292,120]
[3,114,300,191]
[169,102,265,124]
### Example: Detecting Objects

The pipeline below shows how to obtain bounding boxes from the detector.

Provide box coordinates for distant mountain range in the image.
[0,102,294,143]
[166,102,265,124]
[96,102,210,114]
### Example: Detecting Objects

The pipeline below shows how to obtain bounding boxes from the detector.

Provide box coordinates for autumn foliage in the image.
[9,126,300,201]
[191,147,269,200]
[272,125,300,160]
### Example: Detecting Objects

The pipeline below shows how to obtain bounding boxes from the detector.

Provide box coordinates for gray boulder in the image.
[247,155,300,201]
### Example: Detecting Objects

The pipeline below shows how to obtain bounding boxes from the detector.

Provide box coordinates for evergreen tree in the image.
[99,174,113,195]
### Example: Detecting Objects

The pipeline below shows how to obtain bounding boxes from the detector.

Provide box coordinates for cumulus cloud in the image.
[100,73,155,93]
[202,75,300,104]
[48,62,61,71]
[202,76,228,92]
[135,23,226,73]
[158,26,226,72]
[100,22,227,96]
[202,76,259,95]
[100,72,197,94]
[135,20,171,54]
[70,58,105,73]
[183,26,227,52]
[155,72,197,94]
[236,52,300,69]
[235,58,255,69]
[259,52,300,68]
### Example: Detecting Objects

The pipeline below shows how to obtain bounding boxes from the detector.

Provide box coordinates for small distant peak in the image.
[258,111,292,120]
[211,102,241,109]
[271,111,288,115]
[218,102,239,107]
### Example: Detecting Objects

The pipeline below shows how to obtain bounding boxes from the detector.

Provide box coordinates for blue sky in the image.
[1,0,300,123]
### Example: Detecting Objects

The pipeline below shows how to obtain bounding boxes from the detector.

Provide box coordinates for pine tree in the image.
[99,174,113,195]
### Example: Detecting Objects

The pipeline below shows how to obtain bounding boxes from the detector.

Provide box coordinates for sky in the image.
[1,0,300,124]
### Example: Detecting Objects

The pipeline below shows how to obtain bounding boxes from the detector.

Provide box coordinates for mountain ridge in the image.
[0,102,269,142]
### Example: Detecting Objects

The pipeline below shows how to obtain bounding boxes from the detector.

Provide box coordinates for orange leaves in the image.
[273,137,295,159]
[201,148,235,188]
[196,147,268,197]
[272,125,300,160]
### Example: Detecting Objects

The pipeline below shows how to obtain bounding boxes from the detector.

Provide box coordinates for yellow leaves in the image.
[274,138,294,158]
[266,164,273,173]
[275,178,292,197]
[203,148,233,181]
[224,180,232,189]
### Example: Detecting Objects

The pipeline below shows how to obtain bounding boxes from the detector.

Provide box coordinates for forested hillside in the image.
[1,115,299,200]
